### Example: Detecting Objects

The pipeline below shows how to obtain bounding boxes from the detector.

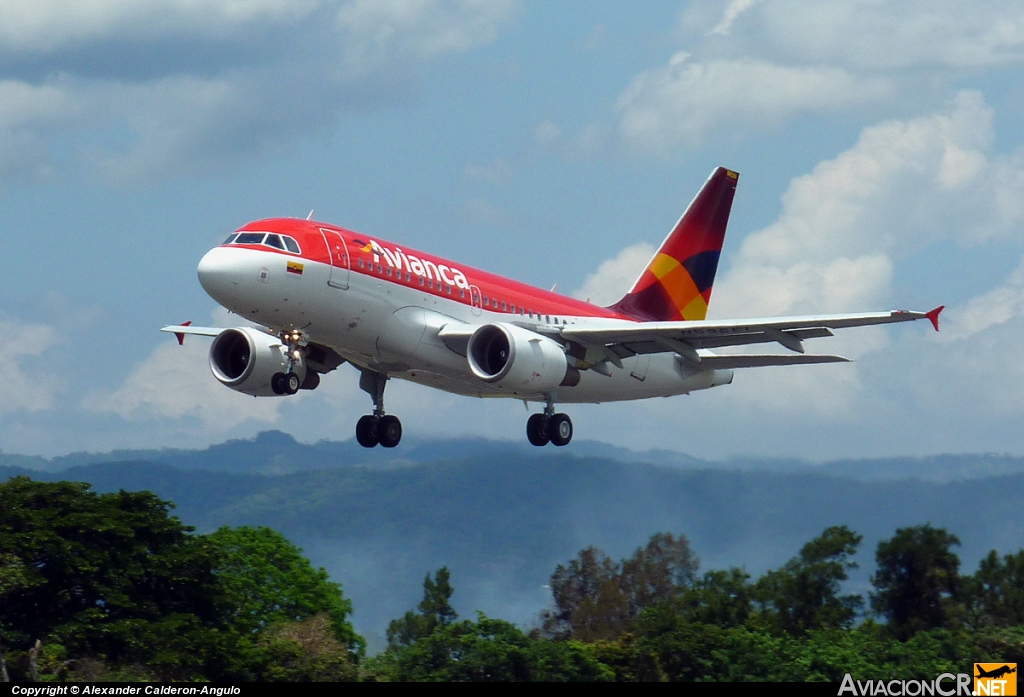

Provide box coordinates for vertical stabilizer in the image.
[609,167,738,322]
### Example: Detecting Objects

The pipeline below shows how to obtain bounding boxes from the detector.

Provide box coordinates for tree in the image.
[871,525,961,640]
[619,533,700,618]
[542,533,700,641]
[755,525,864,635]
[964,549,1024,628]
[0,477,222,673]
[387,567,458,647]
[207,526,362,655]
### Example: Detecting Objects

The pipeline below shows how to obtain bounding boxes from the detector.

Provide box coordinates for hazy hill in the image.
[3,439,1023,645]
[4,430,1024,481]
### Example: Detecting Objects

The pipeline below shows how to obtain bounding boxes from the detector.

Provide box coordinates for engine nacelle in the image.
[209,327,306,397]
[466,323,577,393]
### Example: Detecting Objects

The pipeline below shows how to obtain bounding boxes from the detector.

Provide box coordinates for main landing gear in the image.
[526,399,573,447]
[355,370,402,448]
[271,330,305,395]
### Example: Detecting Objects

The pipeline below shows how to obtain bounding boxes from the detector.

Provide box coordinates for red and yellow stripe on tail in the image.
[609,167,738,322]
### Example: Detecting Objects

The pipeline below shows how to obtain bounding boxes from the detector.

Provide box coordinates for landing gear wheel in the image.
[271,372,287,395]
[549,413,573,446]
[526,413,550,447]
[377,415,403,448]
[356,415,379,448]
[284,372,301,395]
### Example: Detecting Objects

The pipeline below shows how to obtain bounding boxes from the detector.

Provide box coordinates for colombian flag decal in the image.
[287,261,304,275]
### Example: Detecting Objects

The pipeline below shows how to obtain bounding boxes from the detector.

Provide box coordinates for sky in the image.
[3,0,1024,460]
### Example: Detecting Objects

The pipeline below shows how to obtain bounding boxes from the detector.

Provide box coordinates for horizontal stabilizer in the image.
[160,325,224,337]
[696,354,849,370]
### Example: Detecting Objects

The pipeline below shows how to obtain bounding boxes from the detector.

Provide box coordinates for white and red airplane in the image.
[163,167,942,448]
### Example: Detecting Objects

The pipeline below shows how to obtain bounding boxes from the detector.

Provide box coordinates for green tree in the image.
[619,532,700,618]
[387,567,458,647]
[964,549,1024,628]
[0,477,222,676]
[207,526,362,655]
[871,525,961,640]
[755,525,864,635]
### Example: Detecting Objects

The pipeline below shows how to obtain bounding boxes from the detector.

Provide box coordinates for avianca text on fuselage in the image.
[363,239,470,291]
[163,167,943,449]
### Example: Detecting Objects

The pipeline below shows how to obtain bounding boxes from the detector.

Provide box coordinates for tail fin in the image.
[609,167,738,322]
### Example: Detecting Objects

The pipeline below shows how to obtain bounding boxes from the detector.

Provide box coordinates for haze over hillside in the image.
[3,432,1023,646]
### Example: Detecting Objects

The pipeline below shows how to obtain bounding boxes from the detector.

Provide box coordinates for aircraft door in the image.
[630,353,650,381]
[319,229,350,289]
[470,285,483,316]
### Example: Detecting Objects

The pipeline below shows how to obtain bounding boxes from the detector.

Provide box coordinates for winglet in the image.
[175,320,193,345]
[925,306,944,332]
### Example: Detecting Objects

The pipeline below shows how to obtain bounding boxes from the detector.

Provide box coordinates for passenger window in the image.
[428,279,433,289]
[222,233,238,245]
[265,234,285,250]
[283,236,301,254]
[446,285,451,294]
[501,302,507,311]
[235,232,265,245]
[386,267,392,277]
[459,289,465,298]
[359,259,365,268]
[419,277,425,287]
[484,297,489,306]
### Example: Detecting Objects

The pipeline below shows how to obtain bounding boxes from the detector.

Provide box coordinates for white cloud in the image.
[0,321,60,415]
[463,158,512,185]
[0,0,519,183]
[618,53,892,149]
[336,0,518,70]
[747,1,1024,70]
[572,242,655,306]
[0,0,323,52]
[714,91,1024,320]
[708,0,762,36]
[942,257,1024,341]
[82,330,285,431]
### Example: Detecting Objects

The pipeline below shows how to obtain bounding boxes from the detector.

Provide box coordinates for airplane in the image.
[163,167,942,448]
[976,665,1016,679]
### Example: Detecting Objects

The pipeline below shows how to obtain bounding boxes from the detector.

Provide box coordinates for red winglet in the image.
[925,306,944,332]
[175,320,193,346]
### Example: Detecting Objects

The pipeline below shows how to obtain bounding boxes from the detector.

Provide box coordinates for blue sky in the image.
[3,0,1024,459]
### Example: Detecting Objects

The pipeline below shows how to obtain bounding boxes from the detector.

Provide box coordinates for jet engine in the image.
[466,323,579,392]
[209,327,306,397]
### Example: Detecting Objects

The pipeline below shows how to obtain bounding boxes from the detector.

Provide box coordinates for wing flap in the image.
[694,354,849,370]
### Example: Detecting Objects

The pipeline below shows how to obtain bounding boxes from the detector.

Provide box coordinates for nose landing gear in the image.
[272,330,305,395]
[356,370,402,448]
[526,399,573,447]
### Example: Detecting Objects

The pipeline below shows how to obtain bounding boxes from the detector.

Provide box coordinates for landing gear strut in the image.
[526,398,572,447]
[355,370,402,448]
[272,330,304,395]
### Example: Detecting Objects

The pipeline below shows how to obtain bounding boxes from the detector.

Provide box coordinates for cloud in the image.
[708,0,762,36]
[572,242,655,306]
[0,0,519,183]
[0,0,322,52]
[82,328,285,431]
[0,321,60,415]
[618,53,892,149]
[737,0,1024,70]
[713,91,1024,320]
[463,158,512,185]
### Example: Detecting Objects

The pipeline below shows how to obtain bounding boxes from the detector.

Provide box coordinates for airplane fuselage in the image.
[198,218,733,404]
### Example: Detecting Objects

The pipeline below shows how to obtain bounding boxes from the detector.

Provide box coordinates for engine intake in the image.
[467,323,576,393]
[209,327,306,397]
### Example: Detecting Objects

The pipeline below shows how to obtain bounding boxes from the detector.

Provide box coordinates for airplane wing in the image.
[551,307,942,369]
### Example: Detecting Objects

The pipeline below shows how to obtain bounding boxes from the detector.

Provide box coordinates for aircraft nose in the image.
[197,246,240,302]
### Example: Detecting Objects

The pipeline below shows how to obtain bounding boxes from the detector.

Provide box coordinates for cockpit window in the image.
[227,232,302,254]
